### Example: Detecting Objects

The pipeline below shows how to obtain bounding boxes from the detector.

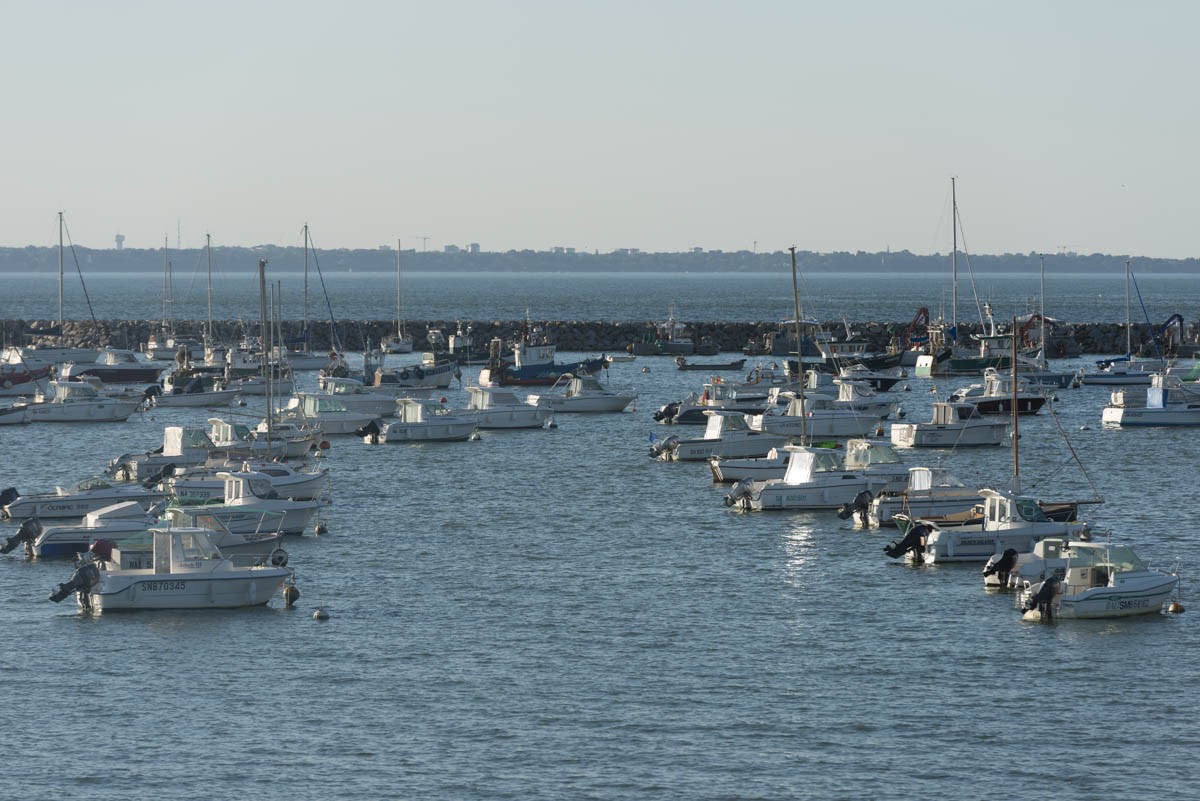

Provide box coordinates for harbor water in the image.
[1,272,1198,800]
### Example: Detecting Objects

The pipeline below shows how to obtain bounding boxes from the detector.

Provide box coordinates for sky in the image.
[3,1,1198,258]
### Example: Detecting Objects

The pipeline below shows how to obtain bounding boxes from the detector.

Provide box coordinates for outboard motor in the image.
[0,487,19,513]
[724,478,755,508]
[836,490,874,527]
[653,402,679,424]
[107,455,135,481]
[982,548,1019,587]
[356,418,384,444]
[0,518,42,554]
[142,463,176,489]
[648,435,679,459]
[883,523,928,562]
[142,384,162,406]
[48,558,101,604]
[1024,575,1062,620]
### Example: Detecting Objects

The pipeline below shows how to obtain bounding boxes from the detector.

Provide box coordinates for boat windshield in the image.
[1069,544,1148,573]
[1014,498,1051,522]
[174,531,221,561]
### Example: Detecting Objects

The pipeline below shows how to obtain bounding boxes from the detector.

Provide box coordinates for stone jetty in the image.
[0,318,1181,356]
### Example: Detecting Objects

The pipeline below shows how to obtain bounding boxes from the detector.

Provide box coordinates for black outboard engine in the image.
[0,487,19,512]
[142,463,176,489]
[883,523,928,563]
[49,558,101,604]
[142,384,162,405]
[653,402,679,424]
[982,548,1019,586]
[836,490,874,527]
[1024,575,1062,620]
[356,418,384,444]
[0,518,42,554]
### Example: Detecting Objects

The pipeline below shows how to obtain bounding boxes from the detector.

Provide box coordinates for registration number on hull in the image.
[140,581,186,592]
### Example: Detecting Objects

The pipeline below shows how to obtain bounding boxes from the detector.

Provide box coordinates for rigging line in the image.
[1129,268,1162,362]
[952,203,986,329]
[303,231,343,353]
[60,217,100,331]
[1046,400,1104,503]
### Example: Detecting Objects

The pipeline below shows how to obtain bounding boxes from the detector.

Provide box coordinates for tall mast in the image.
[789,245,807,446]
[1039,254,1046,365]
[57,211,64,325]
[206,233,213,338]
[403,237,408,338]
[1011,316,1020,493]
[1124,259,1132,356]
[258,259,273,448]
[950,177,958,344]
[302,223,310,349]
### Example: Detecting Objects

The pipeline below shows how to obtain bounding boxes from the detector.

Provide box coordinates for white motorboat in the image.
[315,378,401,416]
[748,392,887,439]
[525,373,637,413]
[882,488,1091,564]
[165,460,330,502]
[363,398,479,443]
[280,393,379,435]
[462,386,553,429]
[107,426,223,483]
[653,379,772,425]
[208,417,318,460]
[841,438,910,493]
[0,501,162,558]
[723,445,887,511]
[890,402,1007,448]
[1101,373,1200,426]
[708,448,790,483]
[650,410,787,462]
[20,380,142,423]
[1009,539,1179,620]
[48,528,293,612]
[0,477,168,521]
[167,471,329,536]
[948,368,1048,415]
[0,404,29,425]
[868,466,983,528]
[369,361,459,392]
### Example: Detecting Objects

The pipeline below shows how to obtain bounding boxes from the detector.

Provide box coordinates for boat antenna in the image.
[789,245,807,446]
[302,223,310,351]
[258,259,274,454]
[206,233,214,342]
[1039,253,1046,366]
[1124,259,1131,357]
[950,178,957,345]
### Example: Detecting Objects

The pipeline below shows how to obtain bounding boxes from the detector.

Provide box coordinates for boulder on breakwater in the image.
[0,318,1182,357]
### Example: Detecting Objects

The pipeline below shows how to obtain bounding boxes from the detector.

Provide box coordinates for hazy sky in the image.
[4,1,1197,257]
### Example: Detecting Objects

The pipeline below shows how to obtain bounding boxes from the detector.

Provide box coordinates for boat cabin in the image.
[781,446,848,484]
[467,386,524,410]
[397,398,458,423]
[843,439,902,470]
[931,402,986,424]
[700,410,751,438]
[905,467,968,493]
[218,471,279,503]
[978,489,1053,530]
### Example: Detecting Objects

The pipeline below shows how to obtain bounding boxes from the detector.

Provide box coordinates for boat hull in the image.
[85,569,290,611]
[890,422,1006,448]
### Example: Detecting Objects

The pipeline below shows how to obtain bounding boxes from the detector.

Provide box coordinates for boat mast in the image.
[1039,253,1046,365]
[1124,259,1132,356]
[951,177,958,346]
[302,223,310,352]
[206,233,213,341]
[789,245,807,446]
[258,259,273,449]
[57,211,64,326]
[1010,316,1020,493]
[396,240,404,339]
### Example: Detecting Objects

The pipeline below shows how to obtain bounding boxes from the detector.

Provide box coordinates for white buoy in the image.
[1079,425,1090,431]
[313,608,329,620]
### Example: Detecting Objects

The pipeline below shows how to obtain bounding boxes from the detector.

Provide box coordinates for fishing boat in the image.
[649,410,787,462]
[369,360,460,392]
[1101,372,1200,426]
[462,386,554,429]
[653,378,771,425]
[868,467,983,528]
[478,320,607,386]
[0,500,162,558]
[723,445,887,511]
[747,392,887,439]
[311,377,400,416]
[165,460,330,502]
[168,471,329,536]
[360,399,478,443]
[948,368,1048,415]
[59,348,165,384]
[279,393,379,435]
[889,401,1007,448]
[1009,538,1179,620]
[0,477,168,521]
[18,380,143,423]
[48,528,294,612]
[525,373,636,413]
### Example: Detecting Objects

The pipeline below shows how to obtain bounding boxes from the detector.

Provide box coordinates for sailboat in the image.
[382,242,414,354]
[3,213,101,367]
[144,238,204,361]
[278,225,337,370]
[724,247,886,511]
[885,322,1096,563]
[914,180,1013,377]
[1080,260,1165,386]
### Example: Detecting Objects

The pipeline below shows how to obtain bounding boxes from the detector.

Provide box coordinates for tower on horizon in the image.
[115,233,125,250]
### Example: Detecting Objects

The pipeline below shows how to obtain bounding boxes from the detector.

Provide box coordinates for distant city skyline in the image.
[4,2,1199,259]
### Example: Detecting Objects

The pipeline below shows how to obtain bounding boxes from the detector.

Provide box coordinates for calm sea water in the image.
[1,280,1198,799]
[1,269,1197,325]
